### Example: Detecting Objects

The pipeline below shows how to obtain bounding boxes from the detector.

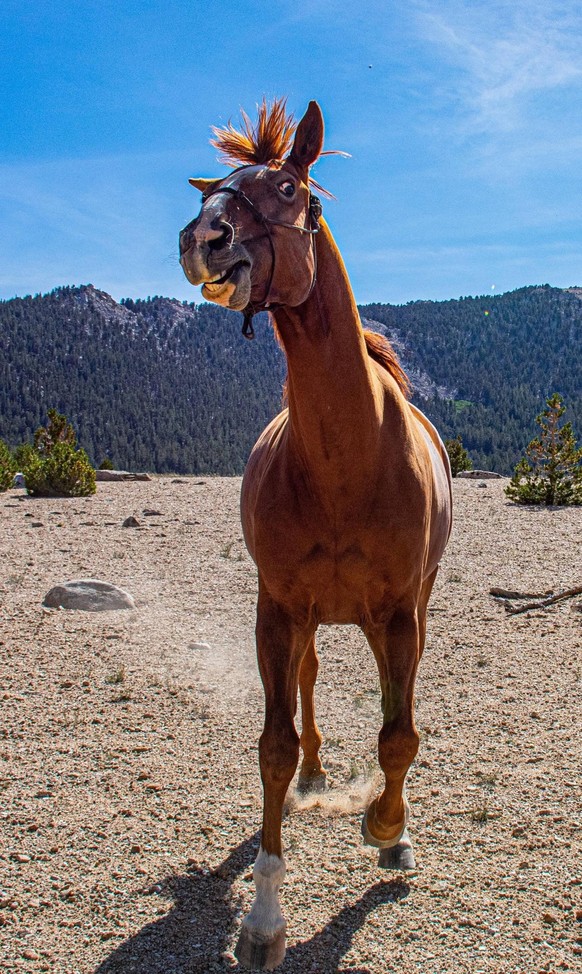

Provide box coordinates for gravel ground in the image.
[0,476,580,974]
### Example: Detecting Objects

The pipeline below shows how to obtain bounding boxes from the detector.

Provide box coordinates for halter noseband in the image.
[202,182,322,339]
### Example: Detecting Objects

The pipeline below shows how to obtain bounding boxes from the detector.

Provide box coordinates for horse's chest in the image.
[253,511,406,624]
[297,540,381,623]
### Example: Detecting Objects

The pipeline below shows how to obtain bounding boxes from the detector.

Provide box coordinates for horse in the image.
[179,98,452,970]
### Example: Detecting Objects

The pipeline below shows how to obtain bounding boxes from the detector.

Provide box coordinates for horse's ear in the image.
[188,177,220,193]
[289,101,324,170]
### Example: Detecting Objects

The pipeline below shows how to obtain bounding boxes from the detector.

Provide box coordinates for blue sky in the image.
[2,0,582,305]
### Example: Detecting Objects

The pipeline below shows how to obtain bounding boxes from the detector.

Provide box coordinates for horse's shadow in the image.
[94,831,410,974]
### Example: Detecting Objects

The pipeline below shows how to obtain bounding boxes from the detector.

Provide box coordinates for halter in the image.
[202,182,322,339]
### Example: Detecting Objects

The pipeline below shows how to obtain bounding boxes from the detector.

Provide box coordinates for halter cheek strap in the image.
[202,184,322,339]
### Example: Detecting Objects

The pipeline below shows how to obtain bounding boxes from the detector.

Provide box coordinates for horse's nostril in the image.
[208,221,234,251]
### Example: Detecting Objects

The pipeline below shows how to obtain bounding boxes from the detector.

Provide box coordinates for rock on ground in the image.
[42,579,136,612]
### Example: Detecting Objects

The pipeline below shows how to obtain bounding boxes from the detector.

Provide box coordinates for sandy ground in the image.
[0,476,580,974]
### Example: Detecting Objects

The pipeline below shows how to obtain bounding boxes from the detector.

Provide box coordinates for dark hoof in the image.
[378,828,416,871]
[297,770,327,794]
[235,923,286,971]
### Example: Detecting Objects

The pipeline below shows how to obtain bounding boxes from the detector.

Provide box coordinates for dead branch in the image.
[499,584,582,615]
[490,587,553,600]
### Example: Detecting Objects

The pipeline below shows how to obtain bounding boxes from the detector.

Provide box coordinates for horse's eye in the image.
[278,180,296,198]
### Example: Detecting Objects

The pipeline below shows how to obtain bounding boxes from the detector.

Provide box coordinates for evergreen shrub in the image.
[20,409,96,497]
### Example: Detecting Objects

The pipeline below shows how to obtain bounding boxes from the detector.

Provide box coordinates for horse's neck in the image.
[272,222,381,490]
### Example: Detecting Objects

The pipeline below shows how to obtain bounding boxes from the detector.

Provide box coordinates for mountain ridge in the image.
[1,283,580,474]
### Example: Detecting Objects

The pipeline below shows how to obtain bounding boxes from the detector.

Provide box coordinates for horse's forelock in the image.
[210,98,296,168]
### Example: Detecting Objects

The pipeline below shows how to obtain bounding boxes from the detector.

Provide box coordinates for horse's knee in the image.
[259,725,300,785]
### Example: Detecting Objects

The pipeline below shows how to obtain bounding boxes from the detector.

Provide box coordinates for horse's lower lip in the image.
[205,261,247,289]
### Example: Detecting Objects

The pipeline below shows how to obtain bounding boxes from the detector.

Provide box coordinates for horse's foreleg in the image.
[362,606,421,871]
[297,635,327,793]
[235,590,313,971]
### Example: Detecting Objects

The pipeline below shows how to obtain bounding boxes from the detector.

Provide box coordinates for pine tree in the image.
[444,435,473,477]
[505,393,582,505]
[0,439,16,492]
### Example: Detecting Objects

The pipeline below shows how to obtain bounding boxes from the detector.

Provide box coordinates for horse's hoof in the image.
[235,923,286,971]
[297,770,327,794]
[361,796,410,849]
[378,828,416,871]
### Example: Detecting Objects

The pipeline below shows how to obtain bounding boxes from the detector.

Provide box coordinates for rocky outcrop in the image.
[457,470,503,480]
[96,470,152,482]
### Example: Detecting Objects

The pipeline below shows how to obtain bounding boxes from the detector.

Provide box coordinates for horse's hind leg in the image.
[362,604,421,871]
[297,635,327,793]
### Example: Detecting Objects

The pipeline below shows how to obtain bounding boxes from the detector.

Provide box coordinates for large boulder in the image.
[43,579,136,612]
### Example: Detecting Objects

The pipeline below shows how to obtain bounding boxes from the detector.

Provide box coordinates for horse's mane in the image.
[211,97,296,167]
[279,328,410,403]
[363,329,411,399]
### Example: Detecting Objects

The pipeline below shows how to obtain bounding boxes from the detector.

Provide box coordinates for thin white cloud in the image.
[414,0,582,133]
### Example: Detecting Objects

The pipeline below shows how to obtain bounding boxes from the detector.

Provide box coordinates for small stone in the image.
[12,853,31,863]
[190,641,211,651]
[542,912,558,924]
[142,509,162,516]
[22,948,40,960]
[130,843,142,853]
[122,516,140,528]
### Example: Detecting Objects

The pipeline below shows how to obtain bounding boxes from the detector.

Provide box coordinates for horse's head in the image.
[179,101,324,318]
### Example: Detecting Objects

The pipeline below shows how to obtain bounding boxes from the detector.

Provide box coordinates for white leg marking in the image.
[243,847,286,938]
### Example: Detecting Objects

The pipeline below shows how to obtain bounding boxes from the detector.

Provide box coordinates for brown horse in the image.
[179,99,452,970]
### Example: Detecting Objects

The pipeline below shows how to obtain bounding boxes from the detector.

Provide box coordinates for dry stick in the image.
[502,584,582,615]
[490,587,552,600]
